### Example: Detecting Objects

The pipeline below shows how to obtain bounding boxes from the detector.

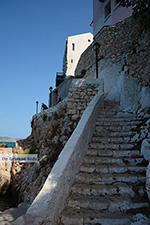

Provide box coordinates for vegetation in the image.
[22,143,36,154]
[0,143,7,148]
[119,0,150,31]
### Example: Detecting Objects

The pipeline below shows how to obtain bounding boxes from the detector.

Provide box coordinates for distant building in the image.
[50,33,93,107]
[63,33,93,77]
[93,0,132,36]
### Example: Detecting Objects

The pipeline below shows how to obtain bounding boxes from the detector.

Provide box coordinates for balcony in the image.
[56,72,65,87]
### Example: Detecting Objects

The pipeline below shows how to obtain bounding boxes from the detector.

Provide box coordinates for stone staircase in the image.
[59,100,150,225]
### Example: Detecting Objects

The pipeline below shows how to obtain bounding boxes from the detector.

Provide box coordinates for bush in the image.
[0,143,7,148]
[118,0,150,31]
[22,148,31,154]
[22,143,36,154]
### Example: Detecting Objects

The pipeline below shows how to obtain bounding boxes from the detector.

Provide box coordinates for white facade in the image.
[63,33,93,76]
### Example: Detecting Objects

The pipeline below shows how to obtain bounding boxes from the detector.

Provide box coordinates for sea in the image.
[0,141,15,148]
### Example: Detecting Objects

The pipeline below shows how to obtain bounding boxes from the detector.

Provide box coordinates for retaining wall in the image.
[14,90,104,225]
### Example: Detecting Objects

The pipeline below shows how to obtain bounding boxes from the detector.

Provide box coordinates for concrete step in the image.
[98,112,135,117]
[93,130,133,137]
[95,125,137,132]
[103,104,119,108]
[86,149,141,157]
[96,120,141,126]
[103,101,120,107]
[60,208,133,225]
[76,172,146,185]
[91,136,131,144]
[71,183,145,197]
[89,142,134,150]
[59,100,149,225]
[83,156,145,165]
[97,117,142,122]
[80,164,146,174]
[66,194,149,212]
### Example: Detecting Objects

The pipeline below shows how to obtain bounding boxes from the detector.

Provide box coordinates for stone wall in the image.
[67,84,99,117]
[14,91,104,225]
[75,17,150,112]
[12,79,102,204]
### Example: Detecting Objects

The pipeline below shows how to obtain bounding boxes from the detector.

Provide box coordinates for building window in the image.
[105,1,111,19]
[71,59,73,63]
[72,43,75,51]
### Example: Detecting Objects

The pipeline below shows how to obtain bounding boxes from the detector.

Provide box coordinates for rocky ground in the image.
[0,148,12,195]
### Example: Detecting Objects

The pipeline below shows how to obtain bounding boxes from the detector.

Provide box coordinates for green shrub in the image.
[118,0,150,31]
[22,148,31,154]
[22,144,36,154]
[0,143,7,148]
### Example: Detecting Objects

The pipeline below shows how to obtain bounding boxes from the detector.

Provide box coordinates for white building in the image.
[93,0,132,36]
[63,33,93,76]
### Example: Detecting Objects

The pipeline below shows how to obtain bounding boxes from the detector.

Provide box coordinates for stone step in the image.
[98,111,119,116]
[103,103,119,107]
[97,117,142,122]
[80,164,146,174]
[95,125,137,132]
[86,149,141,157]
[83,156,145,165]
[103,102,120,107]
[0,203,30,224]
[98,112,135,117]
[102,107,120,111]
[91,136,131,144]
[96,120,141,126]
[89,142,134,150]
[93,130,133,137]
[76,172,146,185]
[59,100,149,225]
[60,208,149,225]
[61,209,131,225]
[71,183,145,197]
[66,194,149,212]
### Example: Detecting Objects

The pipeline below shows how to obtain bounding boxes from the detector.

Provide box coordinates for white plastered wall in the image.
[65,33,93,76]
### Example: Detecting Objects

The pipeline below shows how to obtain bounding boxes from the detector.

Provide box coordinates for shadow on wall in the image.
[75,17,150,112]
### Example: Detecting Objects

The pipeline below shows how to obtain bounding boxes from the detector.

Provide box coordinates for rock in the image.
[52,135,60,145]
[39,155,48,166]
[71,114,80,121]
[0,148,12,195]
[131,213,150,225]
[146,163,150,199]
[141,139,150,161]
[0,203,30,225]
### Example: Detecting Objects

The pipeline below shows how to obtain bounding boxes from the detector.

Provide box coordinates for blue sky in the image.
[0,0,93,139]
